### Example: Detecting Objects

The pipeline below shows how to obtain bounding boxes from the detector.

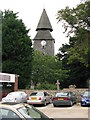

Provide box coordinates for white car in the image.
[27,91,52,106]
[2,91,27,103]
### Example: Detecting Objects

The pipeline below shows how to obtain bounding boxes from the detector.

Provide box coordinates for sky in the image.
[0,0,81,54]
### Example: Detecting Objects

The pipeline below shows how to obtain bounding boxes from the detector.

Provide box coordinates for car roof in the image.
[32,91,43,93]
[85,90,90,92]
[56,92,70,94]
[0,102,27,109]
[8,91,26,94]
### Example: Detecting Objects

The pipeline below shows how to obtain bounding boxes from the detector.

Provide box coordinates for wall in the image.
[34,40,54,56]
[19,88,88,103]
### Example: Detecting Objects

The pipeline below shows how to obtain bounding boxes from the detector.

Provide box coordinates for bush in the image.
[35,83,57,90]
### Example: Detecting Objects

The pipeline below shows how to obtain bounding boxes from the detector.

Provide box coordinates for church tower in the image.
[33,9,55,56]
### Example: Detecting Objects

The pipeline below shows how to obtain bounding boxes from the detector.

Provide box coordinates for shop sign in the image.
[0,73,15,83]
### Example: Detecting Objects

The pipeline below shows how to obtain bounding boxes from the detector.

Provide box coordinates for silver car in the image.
[27,91,52,106]
[52,92,77,107]
[2,91,27,103]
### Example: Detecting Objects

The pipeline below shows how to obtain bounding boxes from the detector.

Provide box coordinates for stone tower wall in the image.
[34,40,54,56]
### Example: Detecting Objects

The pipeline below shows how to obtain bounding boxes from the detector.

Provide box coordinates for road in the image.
[36,103,89,119]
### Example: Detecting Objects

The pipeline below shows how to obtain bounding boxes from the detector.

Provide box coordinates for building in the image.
[33,9,55,56]
[0,73,19,100]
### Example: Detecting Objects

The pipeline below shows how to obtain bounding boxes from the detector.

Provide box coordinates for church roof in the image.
[33,30,54,40]
[36,9,53,31]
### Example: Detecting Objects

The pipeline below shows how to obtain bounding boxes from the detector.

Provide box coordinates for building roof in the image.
[33,30,54,40]
[36,9,53,31]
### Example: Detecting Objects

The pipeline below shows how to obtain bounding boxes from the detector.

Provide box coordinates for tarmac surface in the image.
[36,103,89,119]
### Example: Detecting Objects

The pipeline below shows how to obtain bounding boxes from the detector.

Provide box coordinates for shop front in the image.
[0,73,19,100]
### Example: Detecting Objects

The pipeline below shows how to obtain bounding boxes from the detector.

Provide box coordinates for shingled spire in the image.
[36,9,53,31]
[33,9,55,56]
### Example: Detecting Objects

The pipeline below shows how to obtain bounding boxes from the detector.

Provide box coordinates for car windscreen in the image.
[83,91,90,97]
[6,93,15,98]
[6,92,19,97]
[17,105,49,119]
[56,92,68,97]
[30,92,43,96]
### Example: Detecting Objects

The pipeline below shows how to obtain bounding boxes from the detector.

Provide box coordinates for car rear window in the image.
[56,92,68,97]
[30,92,43,96]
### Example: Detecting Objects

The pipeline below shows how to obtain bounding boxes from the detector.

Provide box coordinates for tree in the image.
[56,0,90,87]
[31,50,69,89]
[57,38,89,87]
[2,10,33,88]
[0,11,2,72]
[57,0,90,67]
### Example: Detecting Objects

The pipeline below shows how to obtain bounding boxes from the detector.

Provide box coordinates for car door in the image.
[70,92,76,103]
[20,93,25,102]
[44,92,50,103]
[44,92,47,103]
[69,92,73,102]
[21,92,27,102]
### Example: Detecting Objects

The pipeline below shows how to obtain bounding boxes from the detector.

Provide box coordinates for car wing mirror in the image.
[73,93,76,96]
[80,94,83,97]
[50,118,54,120]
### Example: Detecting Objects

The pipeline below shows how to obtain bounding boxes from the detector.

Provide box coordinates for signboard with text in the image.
[0,73,15,83]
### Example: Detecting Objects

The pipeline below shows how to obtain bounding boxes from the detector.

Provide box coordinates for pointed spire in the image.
[36,9,53,31]
[34,30,54,40]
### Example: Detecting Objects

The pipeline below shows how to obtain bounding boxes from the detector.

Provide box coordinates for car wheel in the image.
[81,102,84,107]
[70,101,73,106]
[81,104,83,107]
[50,99,52,104]
[53,104,57,107]
[44,100,47,106]
[81,103,84,107]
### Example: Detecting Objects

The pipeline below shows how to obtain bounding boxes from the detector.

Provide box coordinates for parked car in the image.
[81,90,90,106]
[2,91,27,103]
[0,102,53,120]
[52,92,77,107]
[27,91,52,106]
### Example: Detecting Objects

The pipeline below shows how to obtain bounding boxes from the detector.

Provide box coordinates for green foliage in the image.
[35,82,57,90]
[57,0,90,67]
[57,42,89,87]
[2,10,33,88]
[0,11,2,72]
[31,50,69,88]
[56,0,90,87]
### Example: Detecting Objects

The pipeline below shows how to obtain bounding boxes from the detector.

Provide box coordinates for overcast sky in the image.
[0,0,81,54]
